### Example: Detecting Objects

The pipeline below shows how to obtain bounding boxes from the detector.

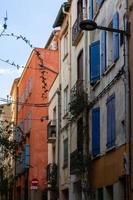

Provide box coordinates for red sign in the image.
[31,178,39,190]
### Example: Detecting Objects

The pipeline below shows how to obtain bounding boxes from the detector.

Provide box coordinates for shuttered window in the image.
[64,138,68,167]
[24,144,30,168]
[92,107,100,156]
[90,41,100,84]
[113,12,119,62]
[101,31,106,74]
[107,94,116,149]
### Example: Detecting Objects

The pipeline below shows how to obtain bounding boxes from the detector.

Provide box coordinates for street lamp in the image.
[79,19,130,36]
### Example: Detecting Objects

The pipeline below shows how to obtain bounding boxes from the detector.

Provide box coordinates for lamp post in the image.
[79,19,130,36]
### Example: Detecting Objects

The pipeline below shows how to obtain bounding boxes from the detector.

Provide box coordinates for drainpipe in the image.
[124,0,132,199]
[57,87,61,200]
[122,1,130,199]
[62,3,72,200]
[82,0,90,200]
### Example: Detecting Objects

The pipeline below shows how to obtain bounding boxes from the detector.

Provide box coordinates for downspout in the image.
[62,3,72,199]
[82,0,90,200]
[124,0,132,199]
[123,0,130,199]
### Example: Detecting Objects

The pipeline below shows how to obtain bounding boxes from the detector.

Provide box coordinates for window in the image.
[77,0,83,18]
[53,107,56,120]
[21,91,25,105]
[107,22,113,67]
[106,94,115,149]
[89,0,104,19]
[92,107,100,156]
[64,86,68,115]
[29,76,32,94]
[107,12,119,67]
[18,97,21,111]
[24,144,30,168]
[77,118,83,153]
[90,41,100,85]
[63,138,68,167]
[25,83,29,100]
[27,112,32,131]
[98,188,103,200]
[64,32,68,58]
[113,12,119,62]
[89,0,93,20]
[77,50,83,81]
[101,31,106,74]
[106,185,113,200]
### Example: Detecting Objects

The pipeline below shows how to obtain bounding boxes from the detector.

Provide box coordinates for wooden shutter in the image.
[113,12,119,62]
[101,31,106,74]
[107,94,115,148]
[77,50,83,81]
[92,107,100,156]
[89,0,93,20]
[90,41,100,84]
[24,144,30,168]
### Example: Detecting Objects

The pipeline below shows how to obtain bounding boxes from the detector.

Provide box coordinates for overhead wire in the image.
[0,97,49,107]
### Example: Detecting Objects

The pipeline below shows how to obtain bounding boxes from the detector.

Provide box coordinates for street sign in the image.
[31,178,39,190]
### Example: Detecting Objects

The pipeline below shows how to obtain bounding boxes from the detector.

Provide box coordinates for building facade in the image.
[12,48,59,200]
[52,0,130,199]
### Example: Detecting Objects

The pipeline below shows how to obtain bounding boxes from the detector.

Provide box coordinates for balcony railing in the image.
[70,149,83,175]
[47,120,56,143]
[69,80,87,116]
[72,13,83,46]
[47,163,57,189]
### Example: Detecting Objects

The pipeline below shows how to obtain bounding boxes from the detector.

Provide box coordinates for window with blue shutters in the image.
[92,107,100,156]
[107,12,119,68]
[101,31,106,74]
[90,41,100,85]
[113,12,119,62]
[24,144,30,168]
[106,94,115,149]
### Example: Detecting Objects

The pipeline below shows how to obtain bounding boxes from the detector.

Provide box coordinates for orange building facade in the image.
[14,48,58,200]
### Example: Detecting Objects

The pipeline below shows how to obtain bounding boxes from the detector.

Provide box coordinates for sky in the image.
[0,0,64,99]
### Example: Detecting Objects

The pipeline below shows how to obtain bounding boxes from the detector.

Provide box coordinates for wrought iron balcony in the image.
[47,120,56,143]
[69,80,87,116]
[47,163,57,189]
[70,149,83,175]
[72,13,83,46]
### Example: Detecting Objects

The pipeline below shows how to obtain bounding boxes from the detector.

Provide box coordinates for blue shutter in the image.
[113,12,119,62]
[24,144,30,168]
[22,151,25,171]
[101,31,106,74]
[89,0,93,20]
[90,41,100,84]
[15,127,21,143]
[92,107,100,156]
[107,94,115,148]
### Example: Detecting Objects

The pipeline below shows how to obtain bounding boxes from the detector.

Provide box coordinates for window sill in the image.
[103,62,115,76]
[63,53,68,62]
[92,154,101,160]
[91,80,100,90]
[106,145,116,153]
